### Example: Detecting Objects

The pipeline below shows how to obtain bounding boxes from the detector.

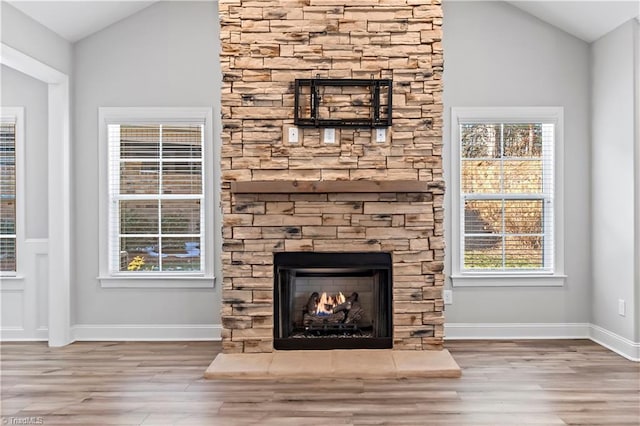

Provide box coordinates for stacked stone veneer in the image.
[219,0,444,353]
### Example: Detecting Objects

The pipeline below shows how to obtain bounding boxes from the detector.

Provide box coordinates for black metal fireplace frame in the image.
[273,252,393,350]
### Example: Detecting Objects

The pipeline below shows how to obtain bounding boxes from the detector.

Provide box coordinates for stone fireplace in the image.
[219,0,444,354]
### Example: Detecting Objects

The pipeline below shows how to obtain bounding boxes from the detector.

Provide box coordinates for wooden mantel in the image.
[230,180,433,194]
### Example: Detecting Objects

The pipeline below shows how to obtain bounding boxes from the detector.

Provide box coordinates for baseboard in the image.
[1,327,48,341]
[445,322,639,362]
[72,324,222,341]
[7,322,638,362]
[445,322,591,339]
[589,324,640,362]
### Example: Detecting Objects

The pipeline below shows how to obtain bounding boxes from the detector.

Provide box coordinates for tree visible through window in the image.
[0,121,16,272]
[460,122,554,271]
[109,124,204,273]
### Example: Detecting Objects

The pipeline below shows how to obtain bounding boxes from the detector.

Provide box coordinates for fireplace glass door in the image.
[274,252,392,350]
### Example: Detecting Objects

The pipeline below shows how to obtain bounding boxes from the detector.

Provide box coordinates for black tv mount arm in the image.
[294,78,392,128]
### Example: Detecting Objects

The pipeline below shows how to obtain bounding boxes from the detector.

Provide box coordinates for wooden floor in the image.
[1,340,638,425]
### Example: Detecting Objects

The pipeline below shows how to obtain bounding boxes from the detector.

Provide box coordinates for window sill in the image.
[450,273,566,287]
[98,275,215,289]
[0,275,25,291]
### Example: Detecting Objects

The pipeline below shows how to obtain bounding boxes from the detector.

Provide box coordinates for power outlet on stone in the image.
[288,127,299,144]
[324,128,336,144]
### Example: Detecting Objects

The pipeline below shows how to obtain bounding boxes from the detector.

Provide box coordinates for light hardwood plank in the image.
[1,340,638,425]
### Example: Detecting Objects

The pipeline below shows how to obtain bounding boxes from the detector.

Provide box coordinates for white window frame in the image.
[98,107,214,288]
[0,107,25,278]
[450,107,565,287]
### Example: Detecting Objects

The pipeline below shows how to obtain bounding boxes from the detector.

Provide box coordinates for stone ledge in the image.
[204,349,461,380]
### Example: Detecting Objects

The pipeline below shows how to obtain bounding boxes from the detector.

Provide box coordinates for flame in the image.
[316,291,346,315]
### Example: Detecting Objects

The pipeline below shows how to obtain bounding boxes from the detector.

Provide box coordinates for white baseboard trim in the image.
[72,324,222,341]
[589,324,640,362]
[6,322,637,362]
[445,322,639,362]
[1,327,48,341]
[445,322,591,340]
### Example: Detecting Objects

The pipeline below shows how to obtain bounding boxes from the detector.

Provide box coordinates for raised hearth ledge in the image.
[204,349,461,380]
[230,180,438,194]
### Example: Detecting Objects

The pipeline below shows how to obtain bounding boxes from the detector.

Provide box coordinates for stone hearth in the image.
[219,0,444,353]
[205,349,461,379]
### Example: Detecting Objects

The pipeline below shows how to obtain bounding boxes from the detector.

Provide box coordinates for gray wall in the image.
[7,0,636,342]
[72,1,222,326]
[442,1,592,323]
[0,2,73,74]
[591,19,638,342]
[1,66,49,239]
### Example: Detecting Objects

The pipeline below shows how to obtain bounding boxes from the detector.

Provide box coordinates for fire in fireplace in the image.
[274,252,393,350]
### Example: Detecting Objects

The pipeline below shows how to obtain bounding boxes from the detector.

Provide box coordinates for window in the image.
[99,108,214,287]
[0,108,23,276]
[0,119,17,273]
[450,107,564,286]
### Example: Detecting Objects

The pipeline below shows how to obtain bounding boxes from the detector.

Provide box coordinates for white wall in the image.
[443,2,592,324]
[591,19,638,343]
[72,1,222,335]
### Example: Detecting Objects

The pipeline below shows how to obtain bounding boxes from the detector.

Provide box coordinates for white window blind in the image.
[108,123,205,274]
[460,122,554,272]
[0,121,16,273]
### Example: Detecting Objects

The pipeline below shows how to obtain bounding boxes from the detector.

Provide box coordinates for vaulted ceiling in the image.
[6,0,640,44]
[507,1,639,42]
[7,1,158,43]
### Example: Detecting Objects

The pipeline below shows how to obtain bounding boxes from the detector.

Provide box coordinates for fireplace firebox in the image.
[274,252,393,350]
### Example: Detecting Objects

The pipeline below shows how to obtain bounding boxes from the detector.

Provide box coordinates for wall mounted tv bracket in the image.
[294,78,392,128]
